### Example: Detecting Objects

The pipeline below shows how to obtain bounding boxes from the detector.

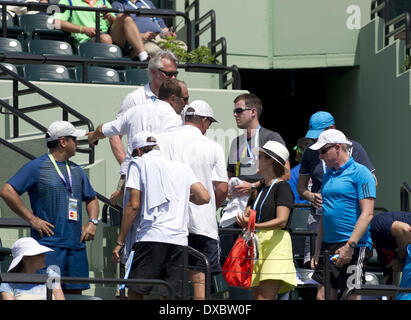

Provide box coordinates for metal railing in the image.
[0,1,241,89]
[184,0,234,87]
[400,181,411,211]
[371,0,411,56]
[0,272,175,300]
[0,63,96,164]
[0,1,192,50]
[341,283,411,300]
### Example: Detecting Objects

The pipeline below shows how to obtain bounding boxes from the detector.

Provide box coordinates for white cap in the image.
[256,140,290,169]
[8,237,53,272]
[184,100,218,123]
[309,129,352,150]
[46,121,86,142]
[131,131,157,150]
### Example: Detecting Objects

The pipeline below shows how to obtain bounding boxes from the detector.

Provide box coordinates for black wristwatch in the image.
[347,240,357,249]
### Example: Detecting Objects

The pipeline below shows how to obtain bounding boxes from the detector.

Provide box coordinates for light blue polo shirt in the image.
[321,157,376,249]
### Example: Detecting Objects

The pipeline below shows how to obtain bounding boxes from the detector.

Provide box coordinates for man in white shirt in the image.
[112,131,210,300]
[87,79,187,203]
[110,50,182,165]
[157,100,228,300]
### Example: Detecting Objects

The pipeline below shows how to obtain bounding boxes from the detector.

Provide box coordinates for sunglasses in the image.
[64,136,77,142]
[319,144,335,154]
[158,68,179,78]
[233,107,252,114]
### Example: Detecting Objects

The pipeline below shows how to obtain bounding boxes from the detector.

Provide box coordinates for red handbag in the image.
[222,209,257,288]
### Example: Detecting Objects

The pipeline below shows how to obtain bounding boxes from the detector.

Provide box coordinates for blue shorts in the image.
[44,247,90,291]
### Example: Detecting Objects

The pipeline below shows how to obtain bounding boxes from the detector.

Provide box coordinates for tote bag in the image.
[222,209,256,288]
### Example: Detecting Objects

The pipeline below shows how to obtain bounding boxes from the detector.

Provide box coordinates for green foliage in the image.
[158,36,220,64]
[401,54,410,72]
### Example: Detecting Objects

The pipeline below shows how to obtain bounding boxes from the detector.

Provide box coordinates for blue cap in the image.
[305,111,335,139]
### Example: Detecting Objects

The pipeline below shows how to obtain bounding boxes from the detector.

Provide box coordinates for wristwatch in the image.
[251,183,256,190]
[89,218,99,225]
[347,240,357,249]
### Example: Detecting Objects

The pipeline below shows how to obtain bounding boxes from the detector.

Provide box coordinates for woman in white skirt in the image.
[237,141,297,300]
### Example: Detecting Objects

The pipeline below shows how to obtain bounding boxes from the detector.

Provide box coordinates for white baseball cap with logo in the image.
[46,121,86,142]
[184,100,218,123]
[309,129,352,150]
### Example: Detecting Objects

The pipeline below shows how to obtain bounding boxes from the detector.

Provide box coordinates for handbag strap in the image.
[246,209,256,236]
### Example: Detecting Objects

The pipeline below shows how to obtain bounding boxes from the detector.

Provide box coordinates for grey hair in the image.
[148,50,178,72]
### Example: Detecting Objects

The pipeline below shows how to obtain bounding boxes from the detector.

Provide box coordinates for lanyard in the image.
[48,154,73,195]
[253,178,277,222]
[243,125,260,160]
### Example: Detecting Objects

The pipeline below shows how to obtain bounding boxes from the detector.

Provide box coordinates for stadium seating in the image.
[18,14,67,42]
[24,64,73,82]
[76,65,122,84]
[0,37,23,53]
[124,68,150,85]
[0,11,23,38]
[28,39,74,56]
[0,62,19,79]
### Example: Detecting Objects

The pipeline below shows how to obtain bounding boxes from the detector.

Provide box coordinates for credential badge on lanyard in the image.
[243,125,261,165]
[48,154,79,222]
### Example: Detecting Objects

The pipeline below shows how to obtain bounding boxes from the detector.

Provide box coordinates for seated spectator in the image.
[111,0,187,56]
[0,237,65,300]
[53,0,149,61]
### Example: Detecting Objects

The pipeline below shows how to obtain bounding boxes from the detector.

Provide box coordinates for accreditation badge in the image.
[68,197,79,221]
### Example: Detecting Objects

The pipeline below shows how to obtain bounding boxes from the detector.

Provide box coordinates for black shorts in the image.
[312,242,372,291]
[128,241,184,299]
[188,233,221,274]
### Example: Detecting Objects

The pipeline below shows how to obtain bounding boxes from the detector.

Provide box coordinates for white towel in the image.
[219,177,249,228]
[127,150,177,221]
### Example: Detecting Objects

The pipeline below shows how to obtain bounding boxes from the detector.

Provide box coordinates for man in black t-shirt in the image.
[226,93,289,197]
[296,111,377,266]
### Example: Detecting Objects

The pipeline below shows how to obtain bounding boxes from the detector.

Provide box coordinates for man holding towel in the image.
[112,131,210,300]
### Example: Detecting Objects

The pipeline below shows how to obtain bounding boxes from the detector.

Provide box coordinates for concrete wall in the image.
[325,17,411,211]
[176,0,372,69]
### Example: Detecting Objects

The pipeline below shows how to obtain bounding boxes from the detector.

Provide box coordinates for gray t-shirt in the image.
[227,126,285,182]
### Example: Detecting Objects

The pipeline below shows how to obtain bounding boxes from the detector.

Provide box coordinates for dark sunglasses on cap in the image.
[158,68,179,78]
[233,107,252,114]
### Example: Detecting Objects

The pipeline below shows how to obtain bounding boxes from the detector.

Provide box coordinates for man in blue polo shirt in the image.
[308,129,376,300]
[297,111,376,267]
[0,121,99,295]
